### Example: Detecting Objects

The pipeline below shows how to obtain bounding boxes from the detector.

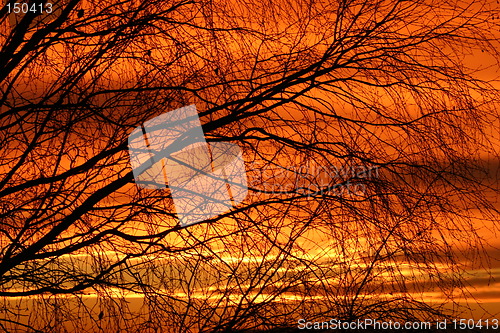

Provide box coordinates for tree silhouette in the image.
[0,0,500,331]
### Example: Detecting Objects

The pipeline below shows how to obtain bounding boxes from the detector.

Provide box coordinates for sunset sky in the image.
[1,0,500,331]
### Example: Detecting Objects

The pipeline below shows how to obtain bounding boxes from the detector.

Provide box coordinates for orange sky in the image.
[2,0,500,330]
